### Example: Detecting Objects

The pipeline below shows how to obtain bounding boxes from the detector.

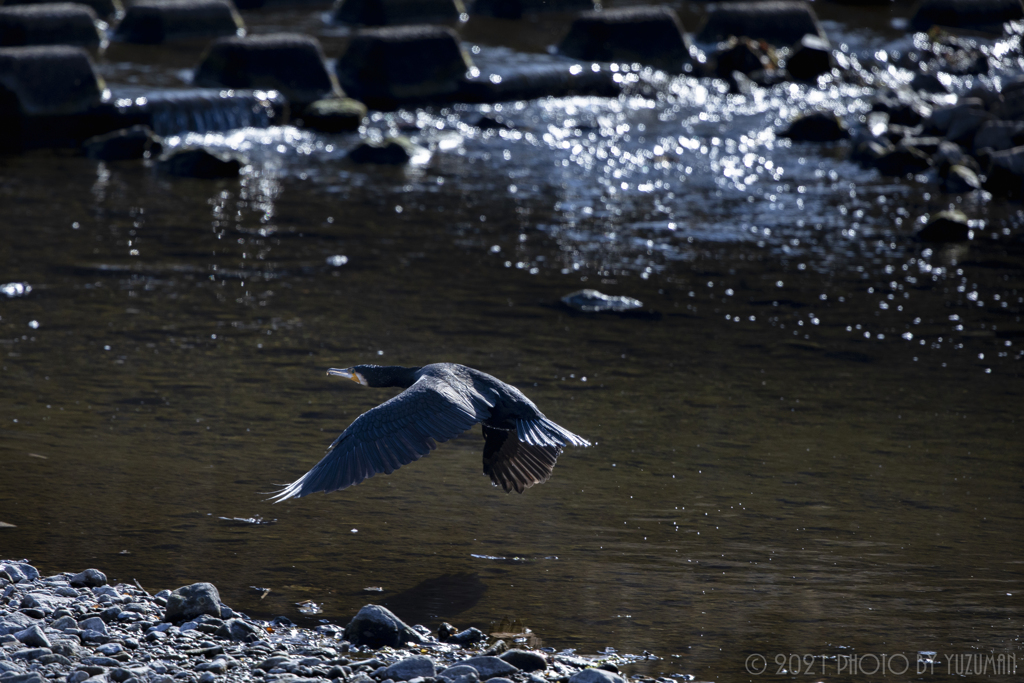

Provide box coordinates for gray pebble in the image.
[69,571,107,589]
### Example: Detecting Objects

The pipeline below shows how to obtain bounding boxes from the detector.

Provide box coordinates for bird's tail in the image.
[516,417,590,448]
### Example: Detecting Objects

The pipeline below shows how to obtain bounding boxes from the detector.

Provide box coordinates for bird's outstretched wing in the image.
[271,376,484,501]
[481,425,561,493]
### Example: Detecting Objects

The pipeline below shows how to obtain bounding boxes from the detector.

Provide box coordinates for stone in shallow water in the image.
[786,34,833,82]
[158,147,247,179]
[194,33,340,110]
[910,0,1023,33]
[83,127,162,162]
[331,0,464,26]
[113,0,243,44]
[343,604,425,648]
[916,210,972,242]
[299,98,366,133]
[347,137,424,165]
[0,4,104,48]
[335,25,468,108]
[779,111,849,143]
[694,1,825,46]
[558,6,691,74]
[561,289,642,313]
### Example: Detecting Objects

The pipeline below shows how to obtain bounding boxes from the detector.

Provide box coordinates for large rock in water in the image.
[984,145,1024,197]
[786,34,834,81]
[472,0,592,20]
[558,6,691,74]
[336,25,468,108]
[0,45,107,150]
[0,4,104,48]
[909,0,1024,33]
[5,0,121,20]
[194,33,340,110]
[694,1,825,46]
[779,111,848,142]
[113,0,243,44]
[163,582,224,621]
[299,97,366,132]
[331,0,464,26]
[344,604,426,648]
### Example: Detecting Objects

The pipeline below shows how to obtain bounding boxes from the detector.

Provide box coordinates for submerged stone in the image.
[331,0,464,26]
[114,0,243,44]
[558,6,691,74]
[694,1,825,46]
[0,4,104,48]
[194,33,339,110]
[336,25,468,108]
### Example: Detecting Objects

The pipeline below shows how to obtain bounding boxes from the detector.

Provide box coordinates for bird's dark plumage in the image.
[271,363,589,501]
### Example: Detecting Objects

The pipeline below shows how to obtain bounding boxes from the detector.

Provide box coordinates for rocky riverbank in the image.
[0,561,667,683]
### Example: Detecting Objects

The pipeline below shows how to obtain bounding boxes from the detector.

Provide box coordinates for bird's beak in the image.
[327,368,368,386]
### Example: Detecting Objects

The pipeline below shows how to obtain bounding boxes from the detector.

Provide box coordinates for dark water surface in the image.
[2,2,1024,681]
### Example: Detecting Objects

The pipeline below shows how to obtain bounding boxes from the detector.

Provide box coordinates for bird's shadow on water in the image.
[378,572,487,625]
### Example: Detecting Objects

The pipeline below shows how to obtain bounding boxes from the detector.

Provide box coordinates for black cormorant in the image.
[272,363,590,500]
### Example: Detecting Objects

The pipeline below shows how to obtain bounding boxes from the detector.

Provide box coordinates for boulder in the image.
[0,613,38,636]
[299,97,366,132]
[694,1,825,46]
[0,562,39,583]
[924,99,985,136]
[498,650,546,672]
[915,210,972,242]
[195,33,340,110]
[68,569,107,587]
[158,148,245,178]
[910,0,1024,34]
[113,0,243,44]
[442,626,485,644]
[331,0,464,26]
[343,604,425,648]
[163,583,225,621]
[779,111,848,142]
[4,0,121,20]
[0,4,104,48]
[786,34,833,81]
[438,665,480,683]
[83,125,163,160]
[472,0,592,20]
[336,25,468,108]
[557,6,691,74]
[871,94,927,126]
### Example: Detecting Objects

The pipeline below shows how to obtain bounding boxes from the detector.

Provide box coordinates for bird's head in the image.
[327,365,420,388]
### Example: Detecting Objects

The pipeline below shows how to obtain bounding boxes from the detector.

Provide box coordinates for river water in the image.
[1,1,1023,681]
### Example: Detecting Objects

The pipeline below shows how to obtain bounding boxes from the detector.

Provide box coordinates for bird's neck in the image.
[363,365,420,388]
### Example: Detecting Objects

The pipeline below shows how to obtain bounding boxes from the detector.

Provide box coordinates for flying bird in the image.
[272,363,590,500]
